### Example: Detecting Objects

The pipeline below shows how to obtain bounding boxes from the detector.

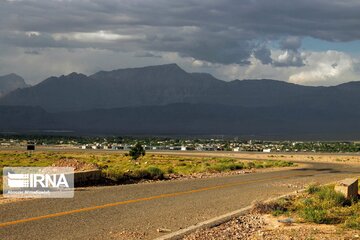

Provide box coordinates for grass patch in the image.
[254,183,360,230]
[0,151,293,186]
[146,166,164,179]
[345,215,360,230]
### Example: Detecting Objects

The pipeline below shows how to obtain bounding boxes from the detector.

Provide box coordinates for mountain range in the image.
[0,64,359,139]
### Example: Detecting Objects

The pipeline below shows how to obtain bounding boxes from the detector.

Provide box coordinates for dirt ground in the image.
[154,151,360,165]
[184,214,360,240]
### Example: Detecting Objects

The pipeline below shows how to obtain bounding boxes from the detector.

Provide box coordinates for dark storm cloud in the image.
[24,50,41,55]
[253,46,273,65]
[1,0,360,65]
[134,52,162,58]
[279,37,302,51]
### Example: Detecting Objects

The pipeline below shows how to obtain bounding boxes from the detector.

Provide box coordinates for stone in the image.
[157,228,171,233]
[334,178,358,199]
[278,218,295,224]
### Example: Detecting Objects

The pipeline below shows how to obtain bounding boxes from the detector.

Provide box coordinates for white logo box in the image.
[3,167,74,198]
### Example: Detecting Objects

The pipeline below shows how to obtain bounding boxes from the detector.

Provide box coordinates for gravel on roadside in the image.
[183,213,360,240]
[183,214,266,240]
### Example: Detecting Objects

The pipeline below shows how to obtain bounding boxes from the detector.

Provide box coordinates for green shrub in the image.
[307,184,321,194]
[133,169,151,179]
[301,207,328,224]
[147,166,164,179]
[129,143,145,160]
[254,162,265,168]
[228,163,244,170]
[177,162,187,167]
[316,186,347,207]
[297,186,348,224]
[209,163,229,172]
[245,162,255,169]
[302,198,313,205]
[293,185,358,226]
[104,169,126,181]
[272,209,287,216]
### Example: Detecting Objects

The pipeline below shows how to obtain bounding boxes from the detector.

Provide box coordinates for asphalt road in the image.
[1,159,359,239]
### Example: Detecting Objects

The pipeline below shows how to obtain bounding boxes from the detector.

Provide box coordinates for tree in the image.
[129,143,145,160]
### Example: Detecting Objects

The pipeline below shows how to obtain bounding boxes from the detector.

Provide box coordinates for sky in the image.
[0,0,360,86]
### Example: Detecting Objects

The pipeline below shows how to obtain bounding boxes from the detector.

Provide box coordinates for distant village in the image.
[1,136,360,153]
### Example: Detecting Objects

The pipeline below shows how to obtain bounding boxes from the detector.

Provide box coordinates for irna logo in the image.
[7,173,69,188]
[3,167,74,198]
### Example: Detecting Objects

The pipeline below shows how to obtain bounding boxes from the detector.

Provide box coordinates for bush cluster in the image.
[260,184,360,230]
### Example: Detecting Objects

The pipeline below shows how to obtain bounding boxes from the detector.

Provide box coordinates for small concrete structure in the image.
[334,178,358,199]
[74,170,102,186]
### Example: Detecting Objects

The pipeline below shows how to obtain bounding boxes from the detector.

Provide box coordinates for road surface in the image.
[1,159,359,239]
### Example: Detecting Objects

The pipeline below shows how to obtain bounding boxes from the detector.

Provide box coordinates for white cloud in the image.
[52,31,145,43]
[288,51,357,86]
[273,50,307,67]
[191,60,205,67]
[204,50,360,86]
[25,31,40,37]
[212,57,288,81]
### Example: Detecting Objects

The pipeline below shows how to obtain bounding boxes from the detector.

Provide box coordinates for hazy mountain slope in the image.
[0,106,55,131]
[1,103,359,140]
[55,103,360,139]
[0,74,28,97]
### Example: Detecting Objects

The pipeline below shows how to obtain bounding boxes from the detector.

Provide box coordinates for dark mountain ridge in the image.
[0,64,359,112]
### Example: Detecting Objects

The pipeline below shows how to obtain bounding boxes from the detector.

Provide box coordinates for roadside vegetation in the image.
[0,151,294,189]
[127,142,146,160]
[253,183,360,230]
